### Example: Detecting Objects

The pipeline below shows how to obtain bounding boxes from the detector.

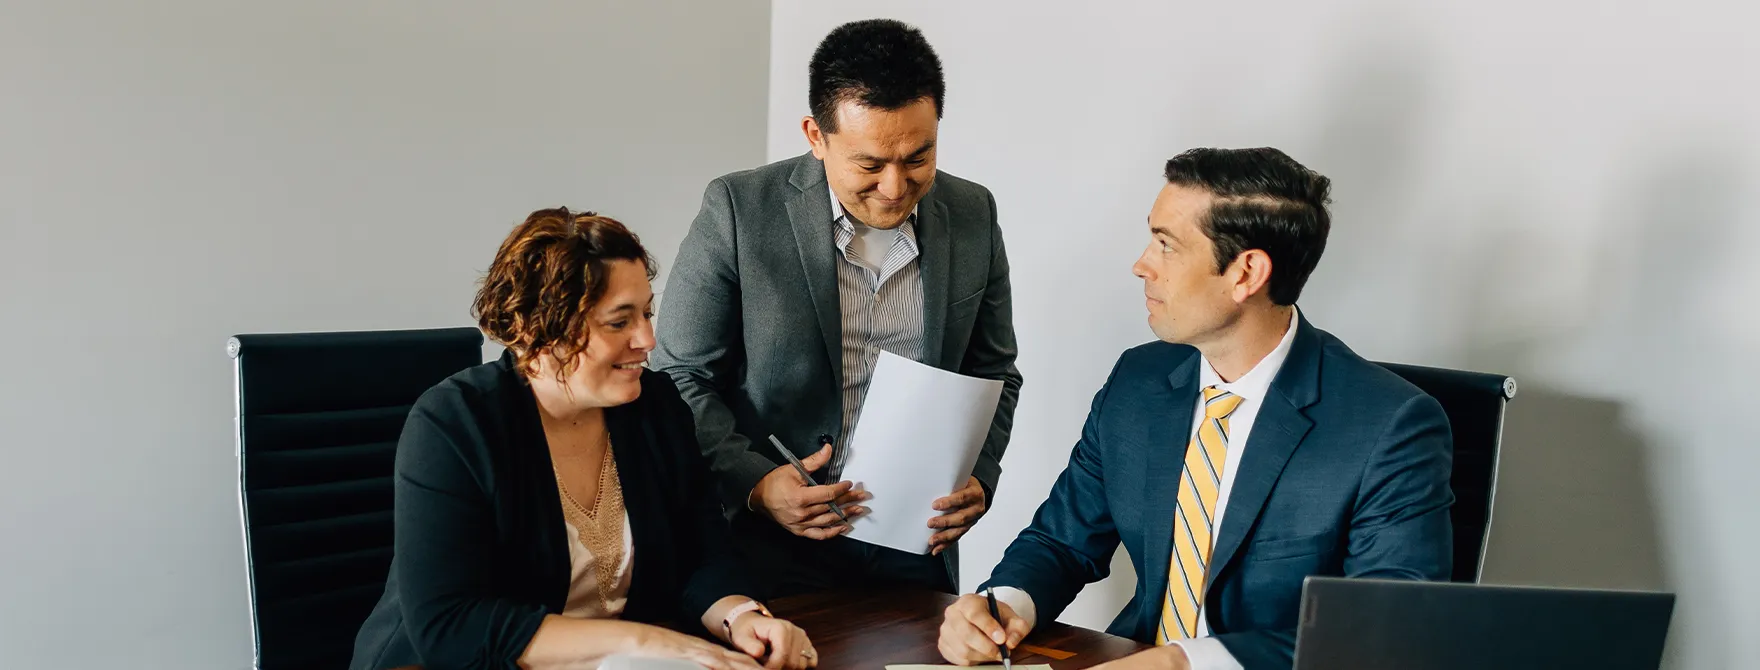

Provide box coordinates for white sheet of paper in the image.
[885,665,1051,670]
[599,654,708,669]
[838,350,1004,554]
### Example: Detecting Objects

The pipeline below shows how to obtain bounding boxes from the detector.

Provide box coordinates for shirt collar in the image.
[830,183,919,252]
[1197,306,1301,403]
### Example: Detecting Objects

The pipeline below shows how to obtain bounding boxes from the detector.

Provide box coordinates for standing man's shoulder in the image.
[927,168,998,218]
[679,153,819,254]
[707,152,818,204]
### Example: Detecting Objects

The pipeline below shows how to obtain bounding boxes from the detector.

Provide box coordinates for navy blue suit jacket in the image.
[982,314,1453,669]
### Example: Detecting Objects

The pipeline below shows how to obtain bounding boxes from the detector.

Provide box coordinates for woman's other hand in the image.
[727,614,817,670]
[630,625,763,670]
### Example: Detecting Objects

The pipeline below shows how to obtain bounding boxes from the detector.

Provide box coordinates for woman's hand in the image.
[629,625,764,670]
[727,614,818,670]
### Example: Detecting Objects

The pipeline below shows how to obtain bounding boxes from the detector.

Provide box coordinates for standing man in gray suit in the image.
[651,19,1021,597]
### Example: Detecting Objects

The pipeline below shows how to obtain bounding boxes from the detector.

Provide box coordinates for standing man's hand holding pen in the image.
[748,442,872,540]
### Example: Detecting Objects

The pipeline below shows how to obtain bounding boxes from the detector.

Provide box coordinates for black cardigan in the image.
[350,351,750,670]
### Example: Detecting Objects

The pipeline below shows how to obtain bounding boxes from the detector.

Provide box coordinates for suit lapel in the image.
[915,189,951,367]
[1206,315,1323,591]
[1205,392,1312,586]
[784,155,844,391]
[1139,352,1200,638]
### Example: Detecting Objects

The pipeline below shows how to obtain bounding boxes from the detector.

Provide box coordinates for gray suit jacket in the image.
[652,152,1023,518]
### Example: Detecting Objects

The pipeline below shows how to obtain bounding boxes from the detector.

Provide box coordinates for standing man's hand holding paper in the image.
[929,471,985,555]
[928,476,988,555]
[837,351,1005,554]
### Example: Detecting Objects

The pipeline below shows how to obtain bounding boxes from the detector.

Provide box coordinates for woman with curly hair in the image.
[350,208,817,670]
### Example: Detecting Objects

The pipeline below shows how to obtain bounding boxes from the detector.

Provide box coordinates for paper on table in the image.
[885,665,1051,670]
[599,654,708,669]
[838,350,1004,554]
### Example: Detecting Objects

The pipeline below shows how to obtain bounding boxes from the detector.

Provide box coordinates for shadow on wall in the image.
[1293,17,1691,668]
[1474,387,1667,592]
[1456,224,1669,602]
[1284,15,1703,669]
[1449,207,1670,601]
[1451,144,1755,669]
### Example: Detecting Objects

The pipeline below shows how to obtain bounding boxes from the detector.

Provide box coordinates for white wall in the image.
[0,1,770,667]
[770,2,1759,668]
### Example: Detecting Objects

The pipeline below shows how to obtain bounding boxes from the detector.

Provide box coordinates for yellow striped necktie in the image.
[1156,386,1245,645]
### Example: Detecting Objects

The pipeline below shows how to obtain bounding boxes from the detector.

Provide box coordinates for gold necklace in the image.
[554,439,625,613]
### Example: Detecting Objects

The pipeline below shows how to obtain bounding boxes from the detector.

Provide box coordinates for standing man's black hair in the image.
[809,19,945,134]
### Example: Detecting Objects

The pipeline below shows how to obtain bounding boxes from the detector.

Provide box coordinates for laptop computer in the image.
[1293,577,1675,670]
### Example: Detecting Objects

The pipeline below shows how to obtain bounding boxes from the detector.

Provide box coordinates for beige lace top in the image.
[552,444,633,619]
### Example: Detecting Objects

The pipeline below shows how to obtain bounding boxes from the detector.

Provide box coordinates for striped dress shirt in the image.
[826,187,925,480]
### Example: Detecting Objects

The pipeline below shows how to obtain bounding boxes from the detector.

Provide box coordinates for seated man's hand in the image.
[749,445,869,539]
[928,477,987,555]
[937,594,1031,666]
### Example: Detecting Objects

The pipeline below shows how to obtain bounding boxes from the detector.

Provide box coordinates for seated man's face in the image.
[1133,183,1240,346]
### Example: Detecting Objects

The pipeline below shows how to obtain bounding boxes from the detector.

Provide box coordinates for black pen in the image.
[766,434,851,525]
[985,588,1012,670]
[814,434,853,525]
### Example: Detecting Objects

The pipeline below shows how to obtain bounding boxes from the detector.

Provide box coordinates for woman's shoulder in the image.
[396,357,532,485]
[405,356,527,438]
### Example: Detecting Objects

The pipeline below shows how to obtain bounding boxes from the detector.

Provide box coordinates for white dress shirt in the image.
[994,307,1300,670]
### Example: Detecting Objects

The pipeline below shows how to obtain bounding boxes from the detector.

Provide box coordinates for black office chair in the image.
[229,327,484,670]
[1374,361,1517,584]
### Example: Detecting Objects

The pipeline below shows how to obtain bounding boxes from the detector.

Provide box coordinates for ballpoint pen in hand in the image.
[985,588,1013,670]
[766,434,851,525]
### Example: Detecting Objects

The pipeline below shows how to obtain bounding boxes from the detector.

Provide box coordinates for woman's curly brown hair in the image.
[472,207,656,382]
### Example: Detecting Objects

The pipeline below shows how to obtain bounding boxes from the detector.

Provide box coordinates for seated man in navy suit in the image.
[937,147,1453,670]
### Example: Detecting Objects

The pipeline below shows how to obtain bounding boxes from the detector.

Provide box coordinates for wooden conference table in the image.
[768,590,1149,669]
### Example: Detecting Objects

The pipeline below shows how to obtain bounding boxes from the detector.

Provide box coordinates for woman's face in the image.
[536,259,656,409]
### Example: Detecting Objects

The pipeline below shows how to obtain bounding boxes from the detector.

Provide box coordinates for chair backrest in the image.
[229,327,484,670]
[1373,361,1516,584]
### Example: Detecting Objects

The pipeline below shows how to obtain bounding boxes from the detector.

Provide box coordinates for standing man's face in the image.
[802,97,938,230]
